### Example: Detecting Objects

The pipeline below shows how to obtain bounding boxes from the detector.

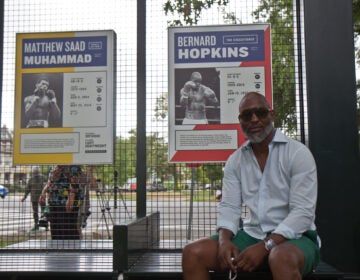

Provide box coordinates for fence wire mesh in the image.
[0,0,307,272]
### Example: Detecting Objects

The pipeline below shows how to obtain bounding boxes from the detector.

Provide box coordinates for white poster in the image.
[168,24,272,163]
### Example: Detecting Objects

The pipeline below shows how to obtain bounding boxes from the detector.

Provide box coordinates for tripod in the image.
[96,180,114,239]
[113,171,131,219]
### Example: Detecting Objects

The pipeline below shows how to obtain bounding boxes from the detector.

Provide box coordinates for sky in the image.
[1,0,359,137]
[1,0,252,137]
[2,0,138,136]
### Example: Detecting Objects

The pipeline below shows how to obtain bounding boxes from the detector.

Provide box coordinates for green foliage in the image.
[154,92,168,121]
[162,0,359,158]
[253,0,297,134]
[94,130,172,187]
[163,0,297,133]
[164,0,229,26]
[203,164,223,187]
[146,132,170,182]
[0,237,28,248]
[354,0,360,39]
[162,0,297,180]
[95,133,137,188]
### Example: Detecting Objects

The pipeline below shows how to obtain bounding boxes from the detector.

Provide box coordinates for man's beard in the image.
[244,122,274,143]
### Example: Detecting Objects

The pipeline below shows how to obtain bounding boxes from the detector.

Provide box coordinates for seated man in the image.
[182,92,320,280]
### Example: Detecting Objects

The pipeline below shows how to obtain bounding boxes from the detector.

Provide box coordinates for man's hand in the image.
[233,242,268,272]
[46,89,56,100]
[66,193,75,212]
[39,193,46,205]
[46,90,57,104]
[217,229,239,272]
[185,81,196,90]
[218,239,239,272]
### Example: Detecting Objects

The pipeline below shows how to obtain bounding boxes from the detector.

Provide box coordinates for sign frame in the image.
[13,30,116,165]
[168,24,272,163]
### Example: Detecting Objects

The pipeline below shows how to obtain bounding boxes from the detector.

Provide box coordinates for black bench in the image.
[0,240,116,280]
[113,211,161,274]
[112,212,345,280]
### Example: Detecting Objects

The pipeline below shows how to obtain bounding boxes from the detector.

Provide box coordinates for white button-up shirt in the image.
[217,130,318,240]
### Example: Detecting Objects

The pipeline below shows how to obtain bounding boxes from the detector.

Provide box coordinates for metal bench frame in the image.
[112,212,345,280]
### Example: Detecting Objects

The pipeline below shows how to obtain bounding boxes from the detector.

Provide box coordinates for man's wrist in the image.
[218,228,234,244]
[264,238,277,251]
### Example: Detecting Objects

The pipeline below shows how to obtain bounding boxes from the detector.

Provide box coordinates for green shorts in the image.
[211,230,320,275]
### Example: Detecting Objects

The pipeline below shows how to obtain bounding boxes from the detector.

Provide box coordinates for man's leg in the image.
[269,231,320,280]
[182,238,221,280]
[268,243,304,280]
[31,201,39,229]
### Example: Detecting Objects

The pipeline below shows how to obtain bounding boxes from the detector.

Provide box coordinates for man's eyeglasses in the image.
[238,108,271,122]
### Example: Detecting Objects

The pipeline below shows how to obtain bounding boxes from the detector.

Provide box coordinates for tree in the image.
[164,0,360,134]
[164,0,297,133]
[164,0,229,26]
[203,163,223,188]
[354,0,360,66]
[153,92,168,122]
[146,132,169,183]
[153,92,180,189]
[97,134,137,188]
[252,0,297,134]
[162,0,309,190]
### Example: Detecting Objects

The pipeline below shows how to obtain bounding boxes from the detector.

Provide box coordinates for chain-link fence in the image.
[0,0,306,259]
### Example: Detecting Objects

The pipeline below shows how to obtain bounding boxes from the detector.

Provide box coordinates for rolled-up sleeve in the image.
[274,146,318,239]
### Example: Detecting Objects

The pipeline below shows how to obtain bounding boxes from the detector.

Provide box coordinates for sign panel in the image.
[13,30,116,165]
[168,24,272,163]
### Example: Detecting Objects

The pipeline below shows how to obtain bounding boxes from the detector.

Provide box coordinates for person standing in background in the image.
[39,165,96,240]
[21,166,46,232]
[40,165,84,240]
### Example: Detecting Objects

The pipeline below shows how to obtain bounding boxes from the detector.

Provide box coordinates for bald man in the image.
[182,92,320,280]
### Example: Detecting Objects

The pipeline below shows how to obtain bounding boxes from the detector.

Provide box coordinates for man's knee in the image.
[182,238,216,263]
[182,241,202,270]
[183,240,202,260]
[268,243,304,273]
[182,238,219,274]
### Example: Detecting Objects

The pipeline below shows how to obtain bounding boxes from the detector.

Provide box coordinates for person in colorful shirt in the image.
[40,165,89,240]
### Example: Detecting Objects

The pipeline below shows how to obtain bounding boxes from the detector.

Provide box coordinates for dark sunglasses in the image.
[238,108,271,122]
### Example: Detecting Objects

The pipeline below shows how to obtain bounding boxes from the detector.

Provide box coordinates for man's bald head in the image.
[191,72,202,82]
[239,92,270,113]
